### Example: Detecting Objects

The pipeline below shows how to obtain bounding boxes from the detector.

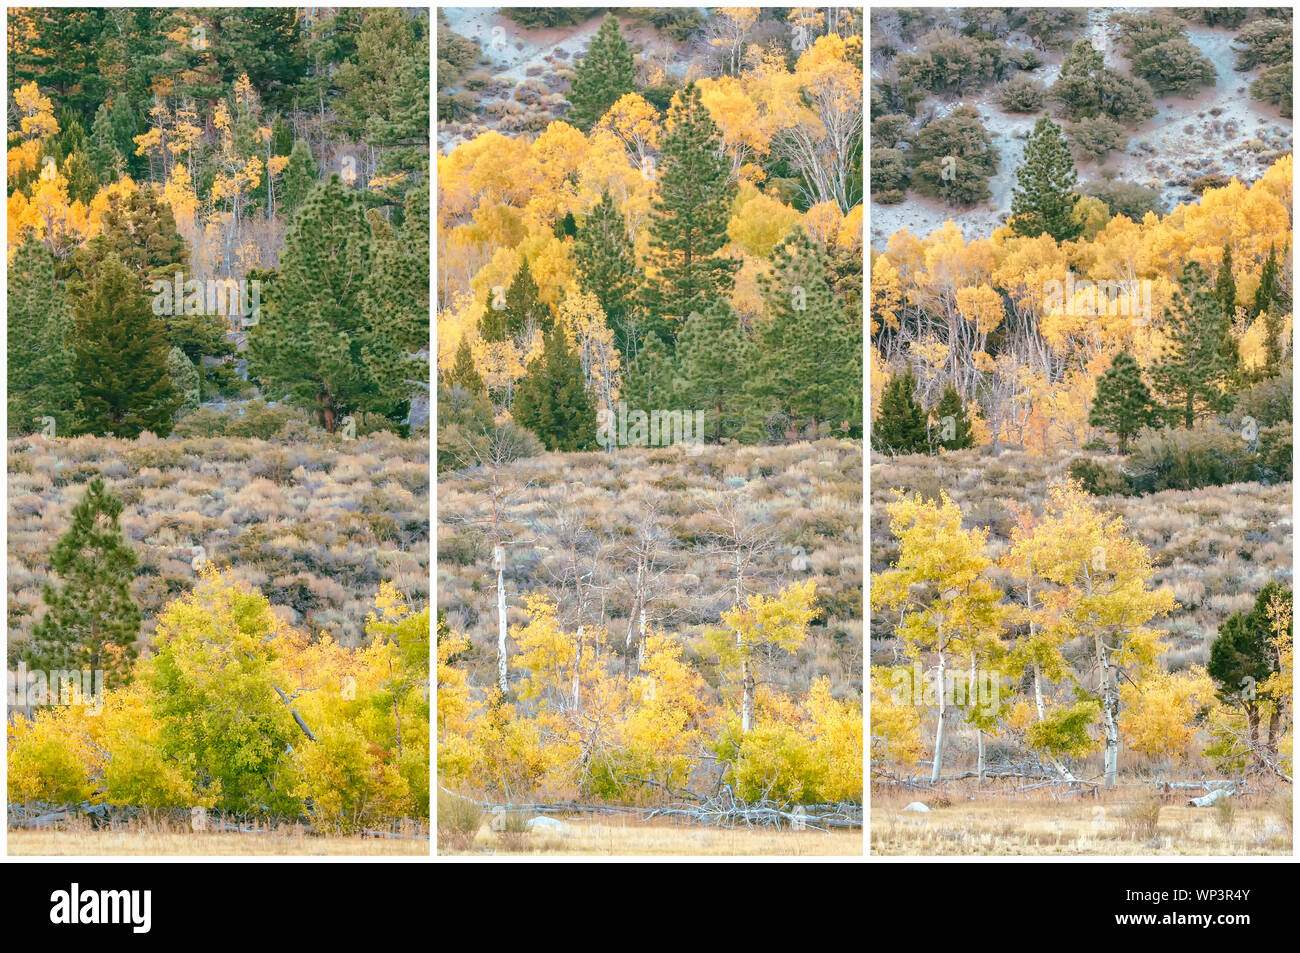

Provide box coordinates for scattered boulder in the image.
[527,815,572,833]
[902,801,930,813]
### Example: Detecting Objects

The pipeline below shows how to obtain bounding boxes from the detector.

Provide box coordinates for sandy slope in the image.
[870,9,1292,248]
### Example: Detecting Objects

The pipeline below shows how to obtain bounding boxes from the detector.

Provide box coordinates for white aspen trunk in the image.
[931,647,946,782]
[637,604,646,670]
[1098,636,1119,788]
[495,544,508,694]
[971,648,984,784]
[626,563,644,672]
[1033,660,1046,720]
[572,623,584,709]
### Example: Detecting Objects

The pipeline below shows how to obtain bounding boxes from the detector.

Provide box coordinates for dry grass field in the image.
[870,787,1293,856]
[8,432,428,651]
[9,814,428,856]
[438,816,862,857]
[9,830,427,856]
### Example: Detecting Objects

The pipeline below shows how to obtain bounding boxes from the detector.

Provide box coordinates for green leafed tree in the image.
[566,13,636,130]
[148,574,300,814]
[73,254,182,437]
[25,476,142,689]
[8,235,81,436]
[1010,117,1082,242]
[1089,350,1157,452]
[513,324,598,451]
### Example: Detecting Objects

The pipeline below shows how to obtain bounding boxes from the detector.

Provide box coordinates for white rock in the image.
[527,816,571,833]
[902,802,930,813]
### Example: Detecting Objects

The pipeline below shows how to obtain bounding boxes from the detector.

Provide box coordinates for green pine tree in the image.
[479,256,551,343]
[753,227,859,440]
[445,337,485,395]
[574,190,637,357]
[1254,243,1280,317]
[619,333,676,438]
[931,384,975,451]
[8,236,81,437]
[566,13,635,130]
[672,300,754,443]
[365,178,430,355]
[63,148,98,204]
[279,139,318,220]
[513,325,598,451]
[25,475,143,689]
[1089,350,1157,452]
[67,186,235,372]
[873,370,928,454]
[88,102,124,183]
[643,82,739,347]
[1150,261,1234,428]
[1010,117,1083,242]
[167,346,201,417]
[70,184,187,291]
[74,254,182,437]
[1209,581,1289,768]
[1254,244,1290,373]
[247,175,403,432]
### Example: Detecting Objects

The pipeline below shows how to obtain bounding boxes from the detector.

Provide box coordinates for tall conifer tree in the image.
[1150,261,1233,428]
[1089,350,1156,452]
[26,476,143,688]
[8,236,81,436]
[74,254,181,437]
[1010,117,1082,242]
[643,82,738,346]
[566,13,635,130]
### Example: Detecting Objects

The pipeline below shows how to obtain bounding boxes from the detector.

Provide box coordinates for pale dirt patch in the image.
[870,9,1291,248]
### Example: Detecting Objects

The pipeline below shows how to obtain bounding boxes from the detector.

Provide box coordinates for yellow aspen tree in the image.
[1119,668,1216,772]
[871,491,1005,781]
[708,580,817,734]
[1008,481,1175,787]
